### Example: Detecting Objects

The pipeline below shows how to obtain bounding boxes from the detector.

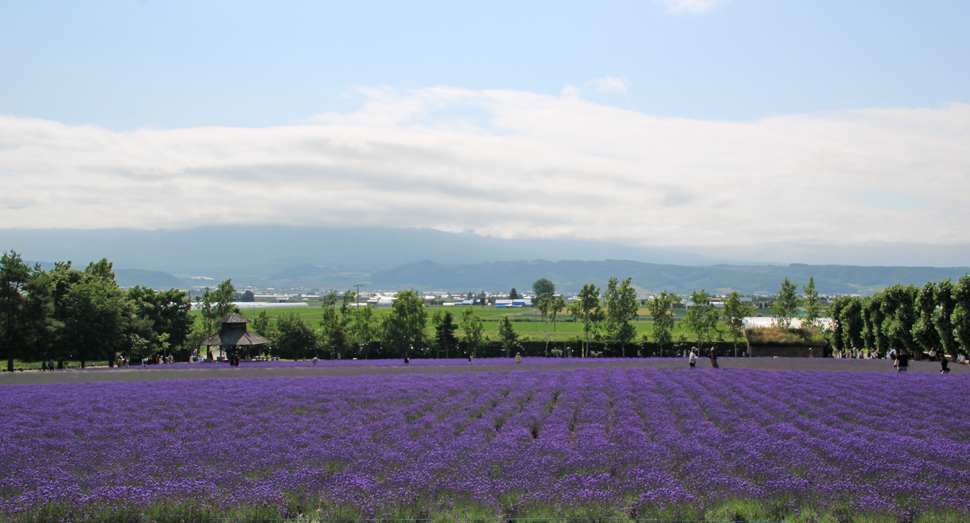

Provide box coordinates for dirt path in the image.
[1,357,963,386]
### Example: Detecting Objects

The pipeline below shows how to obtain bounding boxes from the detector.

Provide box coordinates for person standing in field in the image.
[689,348,697,369]
[895,350,909,373]
[515,352,522,363]
[710,346,719,369]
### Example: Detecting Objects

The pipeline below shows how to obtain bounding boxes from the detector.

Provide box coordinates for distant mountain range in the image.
[4,225,967,294]
[1,225,721,278]
[371,260,970,295]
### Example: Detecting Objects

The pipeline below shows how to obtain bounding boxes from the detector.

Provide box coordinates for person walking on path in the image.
[710,346,719,369]
[895,350,909,373]
[689,348,697,369]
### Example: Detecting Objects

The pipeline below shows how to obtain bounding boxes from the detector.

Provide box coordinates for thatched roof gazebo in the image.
[200,313,270,351]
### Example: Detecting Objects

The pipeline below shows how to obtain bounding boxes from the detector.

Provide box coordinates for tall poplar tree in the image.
[648,291,677,356]
[603,277,638,357]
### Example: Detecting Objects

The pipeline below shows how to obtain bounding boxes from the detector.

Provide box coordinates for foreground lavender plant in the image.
[2,368,967,522]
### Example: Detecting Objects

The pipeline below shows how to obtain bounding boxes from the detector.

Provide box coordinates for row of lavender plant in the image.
[2,368,968,522]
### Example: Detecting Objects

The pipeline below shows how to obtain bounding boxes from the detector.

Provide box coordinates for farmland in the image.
[2,363,968,522]
[201,305,771,341]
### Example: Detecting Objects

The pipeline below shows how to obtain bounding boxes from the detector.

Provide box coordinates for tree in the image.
[460,308,485,357]
[323,321,351,359]
[126,286,192,359]
[498,316,519,357]
[433,310,458,358]
[603,277,638,357]
[880,284,918,358]
[532,278,555,305]
[250,310,276,356]
[771,278,801,329]
[684,289,719,352]
[861,295,886,356]
[568,283,603,357]
[535,293,553,355]
[349,305,378,358]
[912,282,941,356]
[952,274,970,358]
[121,296,158,362]
[241,290,255,302]
[0,251,54,371]
[722,291,754,356]
[802,277,822,328]
[212,279,237,320]
[935,279,958,358]
[318,291,340,356]
[198,287,215,339]
[829,296,849,354]
[839,297,865,354]
[381,289,428,357]
[509,288,520,300]
[59,260,126,368]
[275,312,317,360]
[647,291,677,356]
[549,295,566,333]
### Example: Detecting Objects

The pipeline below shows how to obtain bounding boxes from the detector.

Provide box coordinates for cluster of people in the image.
[227,353,241,366]
[136,354,174,367]
[39,358,57,371]
[889,348,952,374]
[687,345,719,369]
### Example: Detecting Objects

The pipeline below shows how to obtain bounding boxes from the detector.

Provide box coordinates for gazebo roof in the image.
[200,329,270,346]
[218,313,251,324]
[200,312,269,346]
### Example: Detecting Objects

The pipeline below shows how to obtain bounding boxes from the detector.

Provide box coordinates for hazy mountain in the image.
[372,260,970,295]
[0,225,721,279]
[6,226,967,294]
[114,269,188,290]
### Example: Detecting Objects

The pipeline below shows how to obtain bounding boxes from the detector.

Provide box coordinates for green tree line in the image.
[0,251,193,370]
[829,275,970,358]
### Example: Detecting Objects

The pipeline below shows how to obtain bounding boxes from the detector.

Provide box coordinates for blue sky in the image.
[4,0,967,128]
[1,0,969,265]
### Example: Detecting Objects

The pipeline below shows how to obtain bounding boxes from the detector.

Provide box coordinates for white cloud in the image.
[656,0,728,13]
[1,89,968,254]
[583,77,627,94]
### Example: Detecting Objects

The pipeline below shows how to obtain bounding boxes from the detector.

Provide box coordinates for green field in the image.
[197,305,775,342]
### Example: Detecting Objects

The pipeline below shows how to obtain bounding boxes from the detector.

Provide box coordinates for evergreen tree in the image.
[0,251,54,371]
[433,310,458,358]
[498,316,519,357]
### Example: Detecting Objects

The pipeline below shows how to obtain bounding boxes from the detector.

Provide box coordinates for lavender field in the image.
[2,367,969,523]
